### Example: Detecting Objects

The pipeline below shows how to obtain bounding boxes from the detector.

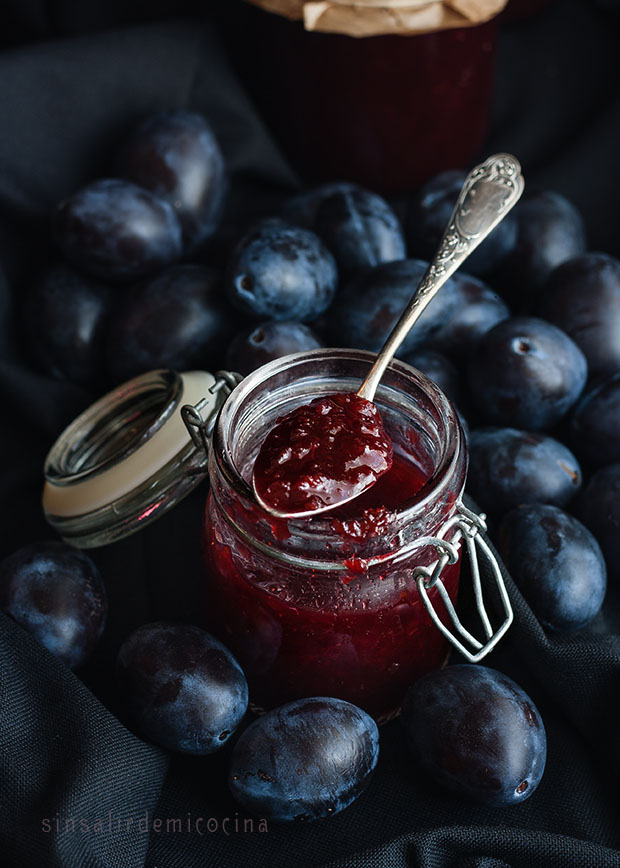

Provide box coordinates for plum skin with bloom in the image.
[314,187,406,278]
[117,622,249,755]
[402,664,547,807]
[225,321,323,376]
[105,263,239,383]
[227,219,338,322]
[0,541,107,669]
[228,697,380,822]
[467,316,588,430]
[329,260,508,359]
[53,178,183,281]
[115,110,227,253]
[468,427,582,518]
[499,504,606,632]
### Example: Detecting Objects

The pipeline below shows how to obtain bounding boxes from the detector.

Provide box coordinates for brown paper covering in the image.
[245,0,508,35]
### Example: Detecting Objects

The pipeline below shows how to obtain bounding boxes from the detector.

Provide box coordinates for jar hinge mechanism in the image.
[181,370,243,464]
[414,500,513,663]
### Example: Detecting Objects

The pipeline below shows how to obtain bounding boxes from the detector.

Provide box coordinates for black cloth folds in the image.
[1,2,620,867]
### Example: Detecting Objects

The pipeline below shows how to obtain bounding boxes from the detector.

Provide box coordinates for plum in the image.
[407,169,517,276]
[467,317,587,430]
[468,427,582,517]
[116,110,227,253]
[227,220,338,322]
[314,188,406,277]
[499,504,606,632]
[570,372,620,467]
[225,321,323,376]
[403,664,546,807]
[498,191,586,307]
[0,541,107,669]
[538,253,620,379]
[22,264,112,386]
[53,178,182,281]
[329,261,508,360]
[105,264,238,382]
[117,622,248,754]
[229,697,379,822]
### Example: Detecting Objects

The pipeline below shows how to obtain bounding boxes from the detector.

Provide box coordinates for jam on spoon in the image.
[253,154,525,519]
[252,391,393,517]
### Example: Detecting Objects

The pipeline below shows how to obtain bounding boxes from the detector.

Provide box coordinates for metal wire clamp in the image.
[181,370,243,463]
[414,500,513,663]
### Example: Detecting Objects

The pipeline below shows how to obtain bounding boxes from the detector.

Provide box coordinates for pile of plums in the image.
[9,107,620,820]
[24,110,234,385]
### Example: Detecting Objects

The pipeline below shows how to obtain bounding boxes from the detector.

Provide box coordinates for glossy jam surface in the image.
[253,392,393,515]
[204,430,461,718]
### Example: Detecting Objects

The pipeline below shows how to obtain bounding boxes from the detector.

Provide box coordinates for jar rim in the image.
[44,369,181,485]
[212,347,465,538]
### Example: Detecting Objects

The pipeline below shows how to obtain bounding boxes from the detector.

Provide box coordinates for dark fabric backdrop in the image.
[1,2,620,867]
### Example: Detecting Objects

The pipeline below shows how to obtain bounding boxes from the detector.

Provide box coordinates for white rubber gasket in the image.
[42,370,215,519]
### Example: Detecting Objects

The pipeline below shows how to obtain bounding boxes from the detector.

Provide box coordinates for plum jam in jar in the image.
[204,348,468,719]
[42,352,511,721]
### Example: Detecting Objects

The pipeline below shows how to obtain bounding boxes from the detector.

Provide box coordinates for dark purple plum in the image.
[570,373,620,467]
[498,191,586,307]
[329,261,508,360]
[53,179,183,282]
[117,622,248,754]
[22,264,112,386]
[402,348,471,441]
[537,253,620,379]
[407,169,518,276]
[227,220,338,322]
[116,110,227,253]
[498,504,606,632]
[0,541,107,669]
[329,259,459,355]
[402,347,464,408]
[402,665,546,807]
[468,427,582,517]
[467,317,587,430]
[428,272,510,359]
[314,188,406,277]
[281,181,361,229]
[105,264,239,383]
[228,697,379,822]
[576,463,620,579]
[225,321,323,376]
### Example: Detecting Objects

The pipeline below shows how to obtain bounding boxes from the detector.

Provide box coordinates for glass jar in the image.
[204,348,467,719]
[228,4,500,193]
[43,352,511,720]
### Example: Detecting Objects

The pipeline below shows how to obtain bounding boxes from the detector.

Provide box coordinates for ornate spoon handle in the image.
[357,153,525,403]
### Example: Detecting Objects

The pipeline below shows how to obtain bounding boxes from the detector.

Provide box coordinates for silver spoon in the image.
[254,153,525,519]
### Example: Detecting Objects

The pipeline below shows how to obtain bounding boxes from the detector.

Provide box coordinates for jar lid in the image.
[42,368,241,549]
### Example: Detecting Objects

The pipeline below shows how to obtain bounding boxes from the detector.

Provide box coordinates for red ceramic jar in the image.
[233,5,499,193]
[203,349,468,719]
